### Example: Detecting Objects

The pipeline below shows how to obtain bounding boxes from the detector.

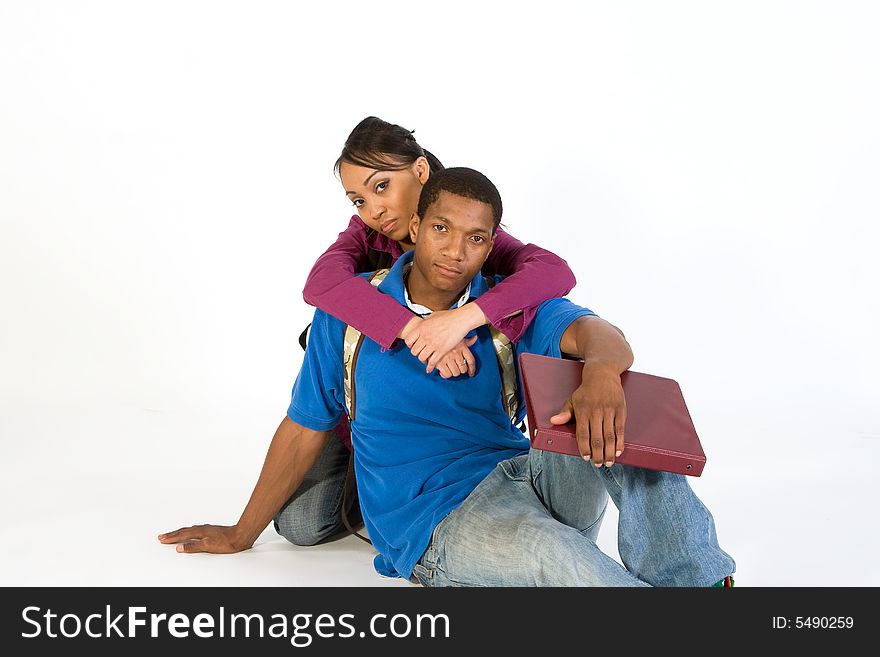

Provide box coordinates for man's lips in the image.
[434,263,463,278]
[380,219,398,233]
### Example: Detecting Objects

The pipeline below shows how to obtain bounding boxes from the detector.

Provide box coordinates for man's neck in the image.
[405,267,465,312]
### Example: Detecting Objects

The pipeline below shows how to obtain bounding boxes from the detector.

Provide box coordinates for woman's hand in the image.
[400,305,486,373]
[433,336,478,378]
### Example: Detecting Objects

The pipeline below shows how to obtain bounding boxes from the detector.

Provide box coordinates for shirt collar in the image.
[402,261,471,316]
[378,250,489,309]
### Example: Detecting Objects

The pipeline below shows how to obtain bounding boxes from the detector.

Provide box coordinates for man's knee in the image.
[274,514,338,547]
[273,497,361,546]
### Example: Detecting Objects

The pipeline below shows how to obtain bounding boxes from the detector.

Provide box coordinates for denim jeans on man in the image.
[411,448,735,587]
[274,433,359,546]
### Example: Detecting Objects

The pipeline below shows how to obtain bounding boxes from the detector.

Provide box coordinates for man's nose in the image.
[443,236,466,261]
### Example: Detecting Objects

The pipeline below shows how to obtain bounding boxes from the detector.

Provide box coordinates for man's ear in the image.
[483,233,496,263]
[414,156,430,184]
[409,214,421,243]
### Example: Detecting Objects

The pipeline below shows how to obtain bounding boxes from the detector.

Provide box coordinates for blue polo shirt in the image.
[287,251,595,579]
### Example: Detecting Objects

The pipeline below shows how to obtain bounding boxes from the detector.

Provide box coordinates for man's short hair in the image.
[417,167,503,232]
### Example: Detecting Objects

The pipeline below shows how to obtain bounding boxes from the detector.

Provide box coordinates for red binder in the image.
[519,353,706,476]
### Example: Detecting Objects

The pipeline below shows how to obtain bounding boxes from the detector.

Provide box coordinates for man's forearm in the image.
[560,315,634,374]
[556,315,633,466]
[233,416,331,547]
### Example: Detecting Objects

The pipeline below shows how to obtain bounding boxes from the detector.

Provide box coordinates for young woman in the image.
[273,116,578,547]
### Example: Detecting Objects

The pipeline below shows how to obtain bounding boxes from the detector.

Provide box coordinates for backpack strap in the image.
[340,450,371,545]
[339,268,391,546]
[488,325,520,424]
[342,268,391,422]
[298,324,310,351]
[482,275,520,424]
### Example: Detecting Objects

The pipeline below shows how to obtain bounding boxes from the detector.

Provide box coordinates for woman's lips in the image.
[380,219,398,234]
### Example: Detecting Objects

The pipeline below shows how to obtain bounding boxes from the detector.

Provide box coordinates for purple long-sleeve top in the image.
[303,215,577,349]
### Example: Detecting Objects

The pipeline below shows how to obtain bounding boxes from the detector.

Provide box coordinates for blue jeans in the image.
[411,449,735,586]
[273,432,361,545]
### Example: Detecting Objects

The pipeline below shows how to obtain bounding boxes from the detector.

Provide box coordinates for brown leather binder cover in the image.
[519,353,706,476]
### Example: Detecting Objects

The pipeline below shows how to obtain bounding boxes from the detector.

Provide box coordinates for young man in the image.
[160,168,735,586]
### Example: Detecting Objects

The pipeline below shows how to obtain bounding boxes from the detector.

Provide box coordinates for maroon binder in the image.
[519,353,706,476]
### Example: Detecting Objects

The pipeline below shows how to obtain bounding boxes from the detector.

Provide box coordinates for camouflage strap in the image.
[489,325,519,423]
[343,268,391,421]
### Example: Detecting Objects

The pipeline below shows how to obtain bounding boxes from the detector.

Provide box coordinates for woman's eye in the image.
[376,181,388,193]
[352,199,364,207]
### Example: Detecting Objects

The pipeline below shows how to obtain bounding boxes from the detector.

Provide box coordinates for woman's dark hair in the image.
[334,116,444,175]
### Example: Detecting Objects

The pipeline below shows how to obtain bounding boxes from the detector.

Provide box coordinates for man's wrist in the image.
[581,358,627,377]
[231,522,259,550]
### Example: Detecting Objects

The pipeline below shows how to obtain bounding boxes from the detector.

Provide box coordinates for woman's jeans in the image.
[273,432,360,546]
[412,449,735,587]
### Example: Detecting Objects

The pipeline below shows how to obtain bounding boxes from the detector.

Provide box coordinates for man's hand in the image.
[400,304,486,374]
[550,363,626,467]
[158,524,252,554]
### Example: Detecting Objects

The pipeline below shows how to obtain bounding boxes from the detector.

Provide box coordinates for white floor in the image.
[2,395,877,587]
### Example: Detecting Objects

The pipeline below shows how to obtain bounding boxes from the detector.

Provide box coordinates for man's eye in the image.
[471,236,484,243]
[433,224,447,232]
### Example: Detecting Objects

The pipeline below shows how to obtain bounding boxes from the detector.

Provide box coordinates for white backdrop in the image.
[2,1,878,586]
